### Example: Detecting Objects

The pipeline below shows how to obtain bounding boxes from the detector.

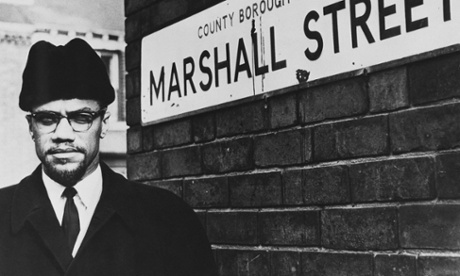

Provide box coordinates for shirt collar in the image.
[42,165,103,209]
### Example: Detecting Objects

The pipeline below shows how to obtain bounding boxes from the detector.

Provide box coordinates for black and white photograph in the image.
[0,0,459,275]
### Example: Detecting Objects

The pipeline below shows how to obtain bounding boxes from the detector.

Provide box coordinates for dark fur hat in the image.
[19,38,115,111]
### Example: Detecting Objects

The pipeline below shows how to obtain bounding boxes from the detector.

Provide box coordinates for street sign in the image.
[142,0,459,124]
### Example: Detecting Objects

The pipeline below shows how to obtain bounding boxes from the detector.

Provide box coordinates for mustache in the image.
[46,146,86,154]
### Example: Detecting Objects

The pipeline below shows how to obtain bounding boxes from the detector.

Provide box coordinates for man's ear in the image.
[25,115,35,140]
[100,111,111,139]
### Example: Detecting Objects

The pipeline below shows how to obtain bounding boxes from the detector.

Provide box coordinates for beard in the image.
[41,144,90,187]
[43,159,87,187]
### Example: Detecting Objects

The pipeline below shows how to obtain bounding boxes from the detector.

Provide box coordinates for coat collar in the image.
[11,163,136,232]
[11,165,51,234]
[11,165,73,270]
[10,162,140,271]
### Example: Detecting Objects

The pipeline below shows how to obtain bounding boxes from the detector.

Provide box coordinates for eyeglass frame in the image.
[26,108,107,134]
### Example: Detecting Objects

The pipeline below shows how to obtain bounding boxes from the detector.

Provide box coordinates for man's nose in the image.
[51,118,76,141]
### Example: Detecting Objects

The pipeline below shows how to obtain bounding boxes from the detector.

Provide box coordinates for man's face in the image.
[27,99,110,186]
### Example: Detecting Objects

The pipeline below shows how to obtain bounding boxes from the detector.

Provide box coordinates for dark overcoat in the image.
[0,163,218,276]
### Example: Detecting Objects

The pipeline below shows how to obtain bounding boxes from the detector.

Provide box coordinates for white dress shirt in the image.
[42,165,103,257]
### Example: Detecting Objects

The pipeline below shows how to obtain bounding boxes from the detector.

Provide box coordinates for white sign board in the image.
[142,0,460,124]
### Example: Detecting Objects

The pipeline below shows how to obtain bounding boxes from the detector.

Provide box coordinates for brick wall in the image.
[125,1,460,275]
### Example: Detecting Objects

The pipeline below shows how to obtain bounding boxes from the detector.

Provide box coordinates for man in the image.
[0,38,218,276]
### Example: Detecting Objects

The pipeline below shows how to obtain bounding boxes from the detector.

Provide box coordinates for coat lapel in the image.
[76,163,168,273]
[10,166,73,272]
[77,163,136,254]
[76,198,116,253]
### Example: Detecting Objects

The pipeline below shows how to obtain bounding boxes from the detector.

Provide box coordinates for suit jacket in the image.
[0,163,218,276]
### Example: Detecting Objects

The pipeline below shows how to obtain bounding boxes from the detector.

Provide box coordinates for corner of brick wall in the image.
[125,1,460,274]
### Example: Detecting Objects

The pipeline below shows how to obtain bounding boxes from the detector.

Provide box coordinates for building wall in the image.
[0,32,40,186]
[125,1,460,275]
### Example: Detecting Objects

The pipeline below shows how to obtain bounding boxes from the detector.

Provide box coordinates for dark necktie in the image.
[62,187,80,253]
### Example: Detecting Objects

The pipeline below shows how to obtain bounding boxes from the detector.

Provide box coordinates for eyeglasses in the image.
[27,109,106,133]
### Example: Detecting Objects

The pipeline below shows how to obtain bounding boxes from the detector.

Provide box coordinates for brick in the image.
[314,124,336,161]
[281,166,351,206]
[161,146,202,177]
[127,152,161,181]
[125,0,155,16]
[269,93,298,128]
[215,250,238,276]
[207,212,257,244]
[194,210,207,231]
[303,166,350,205]
[183,177,228,208]
[436,152,460,199]
[369,67,409,112]
[216,101,267,137]
[390,103,460,153]
[188,0,224,13]
[124,10,143,43]
[258,211,320,245]
[140,6,156,38]
[400,204,460,250]
[145,0,188,34]
[349,157,435,203]
[374,254,416,276]
[254,129,311,167]
[127,126,142,153]
[216,250,270,276]
[314,116,389,161]
[192,113,215,142]
[409,52,460,105]
[153,119,192,148]
[418,256,460,276]
[202,138,253,173]
[142,125,155,151]
[229,172,282,207]
[125,41,141,71]
[144,179,183,198]
[301,253,373,276]
[125,69,140,100]
[271,251,301,276]
[126,96,141,126]
[282,170,303,205]
[322,207,398,250]
[299,77,368,124]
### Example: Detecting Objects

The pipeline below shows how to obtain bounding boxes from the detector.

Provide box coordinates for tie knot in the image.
[62,187,77,199]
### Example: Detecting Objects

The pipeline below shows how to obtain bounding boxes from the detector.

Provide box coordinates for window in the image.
[98,51,126,123]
